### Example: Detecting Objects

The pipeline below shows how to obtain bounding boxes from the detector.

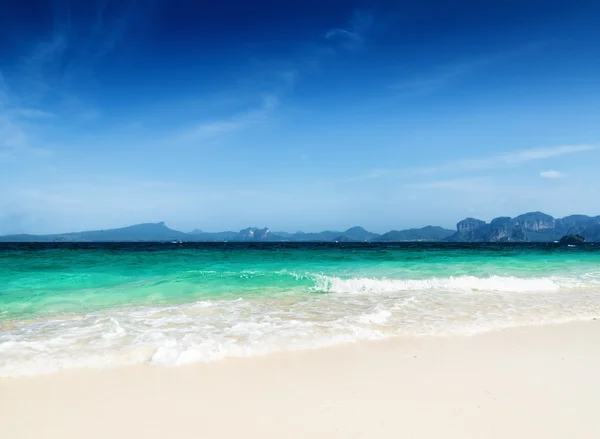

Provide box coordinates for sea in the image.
[1,242,600,377]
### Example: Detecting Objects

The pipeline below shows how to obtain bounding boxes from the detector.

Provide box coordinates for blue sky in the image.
[1,0,600,234]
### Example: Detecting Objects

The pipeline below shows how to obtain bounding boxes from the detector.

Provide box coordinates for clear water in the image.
[1,242,600,377]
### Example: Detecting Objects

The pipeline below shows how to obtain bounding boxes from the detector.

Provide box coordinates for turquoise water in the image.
[2,243,600,376]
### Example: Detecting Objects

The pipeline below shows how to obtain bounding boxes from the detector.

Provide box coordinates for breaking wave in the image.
[2,271,600,377]
[311,274,589,294]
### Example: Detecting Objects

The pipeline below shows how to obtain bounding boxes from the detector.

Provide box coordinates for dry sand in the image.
[2,321,600,438]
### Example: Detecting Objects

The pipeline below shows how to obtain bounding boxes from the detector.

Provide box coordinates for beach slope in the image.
[1,321,599,438]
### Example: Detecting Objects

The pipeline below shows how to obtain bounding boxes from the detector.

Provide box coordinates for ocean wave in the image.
[2,273,600,377]
[311,274,587,294]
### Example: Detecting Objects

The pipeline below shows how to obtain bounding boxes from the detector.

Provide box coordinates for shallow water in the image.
[1,242,599,376]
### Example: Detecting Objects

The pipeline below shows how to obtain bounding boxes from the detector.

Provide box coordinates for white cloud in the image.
[0,8,129,159]
[352,144,596,183]
[325,10,373,50]
[325,28,362,45]
[0,74,54,159]
[176,95,279,141]
[412,144,598,175]
[540,169,566,179]
[391,43,545,97]
[0,111,51,160]
[506,145,595,162]
[392,61,485,96]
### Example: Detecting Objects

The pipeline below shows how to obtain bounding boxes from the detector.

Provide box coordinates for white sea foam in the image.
[312,274,585,294]
[1,274,600,377]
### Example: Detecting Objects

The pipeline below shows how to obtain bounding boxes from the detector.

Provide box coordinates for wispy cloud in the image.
[10,2,135,121]
[392,61,483,96]
[180,8,376,146]
[222,9,376,137]
[540,169,566,179]
[391,43,544,96]
[22,32,68,87]
[0,74,52,160]
[412,144,598,175]
[0,3,137,159]
[361,168,392,179]
[175,96,279,142]
[0,114,26,158]
[410,177,494,191]
[14,108,56,119]
[354,144,598,182]
[0,114,51,160]
[325,10,373,51]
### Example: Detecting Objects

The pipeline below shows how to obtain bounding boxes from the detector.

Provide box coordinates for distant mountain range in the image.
[1,212,599,242]
[447,212,600,242]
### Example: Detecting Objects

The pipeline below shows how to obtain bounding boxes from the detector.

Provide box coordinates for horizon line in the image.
[1,210,599,237]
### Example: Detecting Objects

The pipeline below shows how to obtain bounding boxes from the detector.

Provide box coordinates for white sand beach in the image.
[1,320,599,438]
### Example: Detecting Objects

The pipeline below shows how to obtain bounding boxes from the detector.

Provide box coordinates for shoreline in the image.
[2,320,600,438]
[2,316,598,379]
